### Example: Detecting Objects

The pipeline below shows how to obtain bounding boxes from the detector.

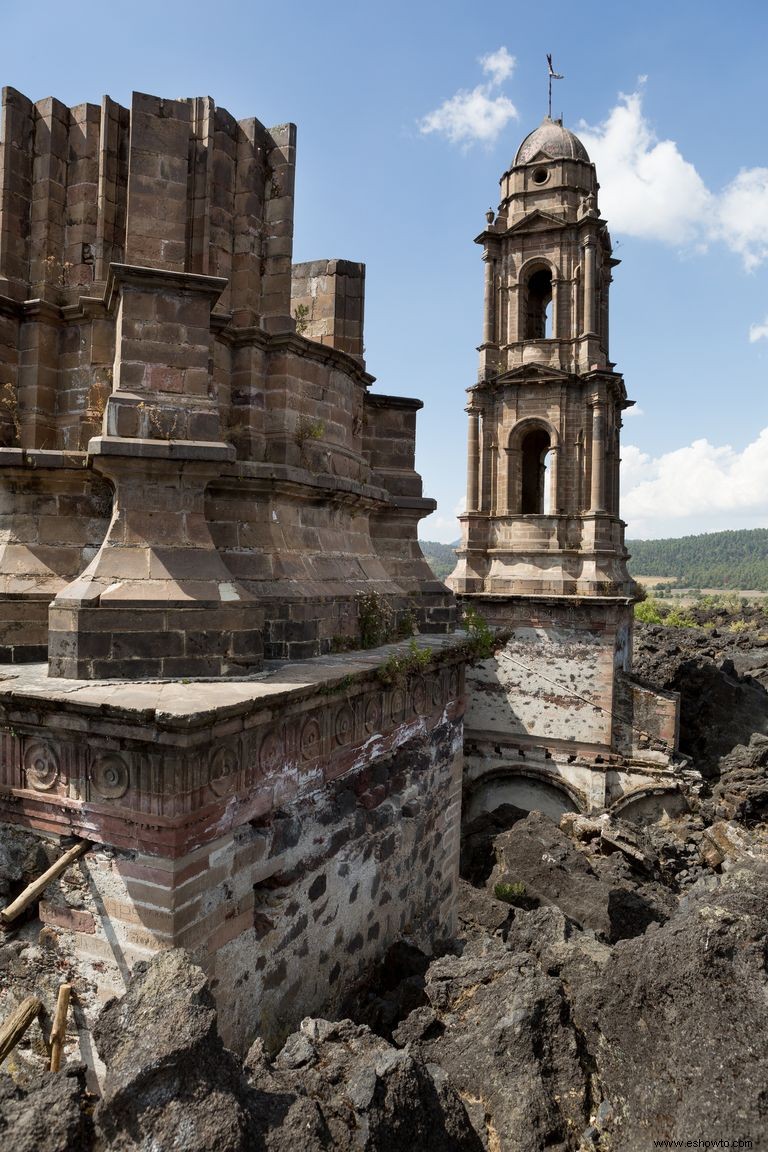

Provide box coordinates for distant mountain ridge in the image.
[419,528,768,590]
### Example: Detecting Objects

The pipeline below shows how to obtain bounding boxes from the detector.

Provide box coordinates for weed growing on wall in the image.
[378,638,432,686]
[357,591,395,649]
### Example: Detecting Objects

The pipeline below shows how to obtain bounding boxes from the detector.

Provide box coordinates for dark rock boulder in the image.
[633,622,768,777]
[712,732,768,824]
[491,811,673,943]
[460,803,528,884]
[93,949,252,1152]
[570,864,768,1146]
[397,945,589,1152]
[245,1017,482,1151]
[0,1063,92,1152]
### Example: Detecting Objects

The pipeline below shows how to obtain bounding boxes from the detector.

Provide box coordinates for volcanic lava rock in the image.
[93,949,252,1152]
[569,863,768,1146]
[0,1063,92,1152]
[245,1017,482,1151]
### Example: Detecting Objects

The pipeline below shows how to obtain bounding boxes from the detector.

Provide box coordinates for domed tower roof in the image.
[513,116,590,165]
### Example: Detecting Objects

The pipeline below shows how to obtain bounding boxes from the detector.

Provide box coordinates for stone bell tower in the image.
[448,117,684,821]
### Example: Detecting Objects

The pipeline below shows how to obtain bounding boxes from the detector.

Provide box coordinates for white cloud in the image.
[624,405,644,418]
[420,46,518,147]
[579,93,711,246]
[420,88,518,147]
[716,167,768,271]
[580,91,768,270]
[749,316,768,343]
[480,47,516,86]
[622,429,768,538]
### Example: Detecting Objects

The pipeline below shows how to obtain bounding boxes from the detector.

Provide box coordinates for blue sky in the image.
[2,0,767,542]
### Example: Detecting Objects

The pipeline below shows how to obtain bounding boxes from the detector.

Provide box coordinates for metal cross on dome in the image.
[547,54,564,119]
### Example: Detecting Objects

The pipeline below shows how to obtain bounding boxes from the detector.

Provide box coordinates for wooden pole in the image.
[0,996,42,1063]
[0,840,91,925]
[49,983,72,1072]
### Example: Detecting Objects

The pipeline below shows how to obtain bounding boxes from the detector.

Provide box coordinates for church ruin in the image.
[0,85,694,1074]
[0,87,463,1054]
[448,115,689,822]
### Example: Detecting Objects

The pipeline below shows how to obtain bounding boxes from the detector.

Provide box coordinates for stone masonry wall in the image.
[0,87,455,674]
[0,638,465,1058]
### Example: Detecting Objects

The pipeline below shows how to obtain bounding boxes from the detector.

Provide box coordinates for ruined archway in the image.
[610,785,689,826]
[464,766,585,826]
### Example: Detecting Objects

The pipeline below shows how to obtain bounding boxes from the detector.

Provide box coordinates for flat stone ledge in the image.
[0,634,468,855]
[0,632,468,726]
[87,436,236,462]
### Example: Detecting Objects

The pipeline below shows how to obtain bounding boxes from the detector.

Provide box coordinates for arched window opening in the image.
[521,428,550,514]
[525,268,553,339]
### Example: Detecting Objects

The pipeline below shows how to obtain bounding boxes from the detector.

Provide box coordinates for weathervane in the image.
[546,54,564,119]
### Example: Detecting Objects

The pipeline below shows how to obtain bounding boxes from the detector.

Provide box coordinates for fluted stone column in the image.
[589,402,606,513]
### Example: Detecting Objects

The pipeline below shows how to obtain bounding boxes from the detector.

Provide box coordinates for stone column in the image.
[550,277,559,340]
[583,239,596,335]
[466,409,480,512]
[548,445,560,514]
[507,284,519,344]
[589,402,606,513]
[482,252,495,345]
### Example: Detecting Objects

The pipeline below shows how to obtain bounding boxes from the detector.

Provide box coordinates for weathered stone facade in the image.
[0,87,463,1065]
[0,87,453,677]
[0,642,464,1052]
[448,117,688,818]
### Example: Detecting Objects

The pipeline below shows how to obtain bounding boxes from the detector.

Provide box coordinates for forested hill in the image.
[420,529,768,590]
[418,540,458,581]
[626,528,768,591]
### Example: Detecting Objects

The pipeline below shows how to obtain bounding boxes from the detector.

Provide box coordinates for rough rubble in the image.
[1,609,768,1149]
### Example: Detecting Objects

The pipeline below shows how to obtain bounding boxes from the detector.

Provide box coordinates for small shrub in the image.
[330,634,357,653]
[665,605,696,628]
[294,302,310,334]
[634,596,664,625]
[395,609,418,640]
[357,590,395,649]
[494,880,527,905]
[378,638,431,687]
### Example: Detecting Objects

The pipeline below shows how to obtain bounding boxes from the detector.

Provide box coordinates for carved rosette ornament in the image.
[24,740,60,791]
[390,689,406,723]
[364,696,382,735]
[208,746,238,797]
[334,704,354,746]
[90,753,130,799]
[259,729,283,774]
[300,716,322,761]
[412,679,426,715]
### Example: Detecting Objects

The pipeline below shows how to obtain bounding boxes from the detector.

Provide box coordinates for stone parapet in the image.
[0,634,466,855]
[290,259,365,361]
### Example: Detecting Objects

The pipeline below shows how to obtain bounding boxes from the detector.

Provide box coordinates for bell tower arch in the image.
[448,114,684,816]
[450,115,633,598]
